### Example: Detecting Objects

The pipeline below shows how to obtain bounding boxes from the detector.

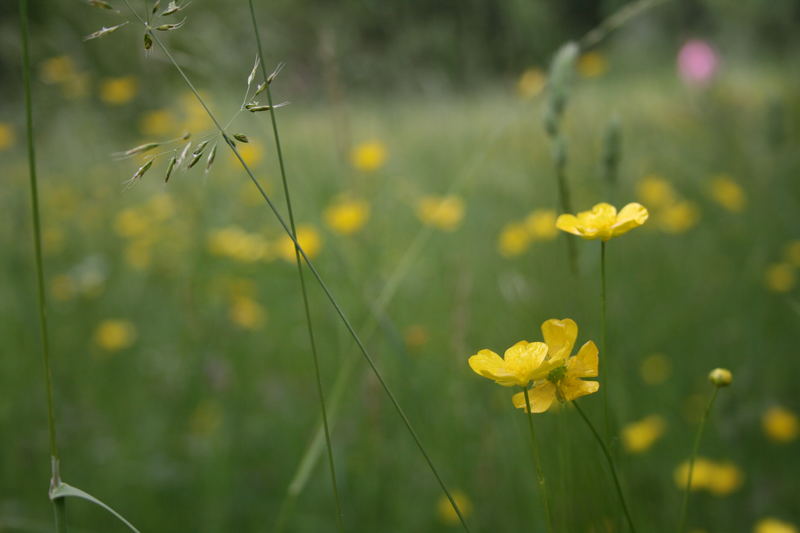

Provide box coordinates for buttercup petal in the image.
[504,341,548,383]
[512,382,557,413]
[560,377,599,401]
[541,318,577,362]
[611,202,649,237]
[468,349,517,386]
[556,214,583,236]
[567,341,599,378]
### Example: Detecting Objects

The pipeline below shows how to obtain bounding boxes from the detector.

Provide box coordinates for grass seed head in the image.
[83,21,129,41]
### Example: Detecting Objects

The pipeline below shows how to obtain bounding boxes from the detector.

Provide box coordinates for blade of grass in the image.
[246,1,344,529]
[120,4,472,529]
[19,0,68,530]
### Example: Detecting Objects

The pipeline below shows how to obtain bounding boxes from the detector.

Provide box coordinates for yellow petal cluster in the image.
[710,174,746,213]
[469,341,549,387]
[93,319,137,352]
[755,518,798,533]
[497,209,558,258]
[516,68,546,99]
[673,458,743,495]
[324,196,370,235]
[416,195,465,231]
[762,406,799,443]
[636,175,699,234]
[351,140,387,172]
[99,76,138,106]
[556,202,648,241]
[621,415,666,453]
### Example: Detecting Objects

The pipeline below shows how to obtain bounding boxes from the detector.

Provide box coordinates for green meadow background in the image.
[1,1,799,532]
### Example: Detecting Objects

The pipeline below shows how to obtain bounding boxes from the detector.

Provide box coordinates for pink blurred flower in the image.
[677,40,718,86]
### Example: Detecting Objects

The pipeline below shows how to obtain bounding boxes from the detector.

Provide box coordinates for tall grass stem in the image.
[521,387,554,533]
[600,241,609,442]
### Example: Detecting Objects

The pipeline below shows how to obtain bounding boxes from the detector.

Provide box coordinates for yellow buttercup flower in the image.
[324,196,370,235]
[469,340,550,388]
[436,490,472,526]
[762,406,799,443]
[657,201,699,234]
[93,319,137,352]
[99,76,138,105]
[755,518,798,533]
[416,195,465,231]
[228,140,264,168]
[351,140,387,172]
[0,123,15,151]
[637,175,676,208]
[229,295,267,329]
[277,224,322,262]
[511,319,599,413]
[557,202,648,241]
[208,226,271,263]
[764,263,796,293]
[525,209,558,240]
[674,458,743,495]
[622,414,666,453]
[517,67,546,99]
[40,56,77,84]
[577,51,608,78]
[498,222,530,258]
[710,175,746,212]
[139,109,177,137]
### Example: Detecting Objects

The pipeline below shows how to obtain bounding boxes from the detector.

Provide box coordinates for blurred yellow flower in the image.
[512,329,599,412]
[324,196,370,235]
[640,353,671,385]
[710,175,746,212]
[139,109,177,137]
[658,201,699,234]
[783,240,800,267]
[762,406,799,443]
[40,56,77,84]
[404,324,429,350]
[277,224,322,262]
[436,490,472,526]
[755,518,798,533]
[208,226,271,263]
[764,263,795,293]
[115,207,151,238]
[525,209,558,240]
[0,123,15,151]
[124,240,152,270]
[416,195,465,231]
[99,76,138,105]
[350,140,387,172]
[517,67,546,99]
[498,222,530,258]
[181,90,214,133]
[229,140,264,168]
[577,51,608,78]
[637,176,676,208]
[674,458,743,495]
[50,274,76,302]
[94,319,137,352]
[622,414,666,453]
[229,295,266,329]
[557,202,648,241]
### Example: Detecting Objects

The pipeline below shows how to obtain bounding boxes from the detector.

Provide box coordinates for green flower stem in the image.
[676,387,719,533]
[600,240,609,442]
[521,387,554,533]
[19,0,68,530]
[247,1,344,529]
[573,400,637,533]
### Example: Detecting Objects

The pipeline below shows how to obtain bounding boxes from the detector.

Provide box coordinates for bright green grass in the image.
[1,62,799,533]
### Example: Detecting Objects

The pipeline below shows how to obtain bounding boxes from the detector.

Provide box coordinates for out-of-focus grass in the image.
[1,57,799,533]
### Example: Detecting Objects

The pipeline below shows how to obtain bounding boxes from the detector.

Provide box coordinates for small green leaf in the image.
[49,482,141,533]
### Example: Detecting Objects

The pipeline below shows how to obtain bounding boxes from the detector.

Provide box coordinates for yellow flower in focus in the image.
[762,406,799,443]
[755,518,798,533]
[94,319,137,352]
[674,458,743,495]
[404,324,429,350]
[622,414,666,453]
[469,340,549,388]
[784,240,800,267]
[324,196,370,235]
[350,140,387,172]
[517,68,546,99]
[764,263,795,293]
[229,296,266,329]
[525,209,558,240]
[40,56,77,84]
[710,175,746,212]
[277,225,322,262]
[640,353,672,385]
[498,222,530,258]
[99,76,138,105]
[0,123,15,151]
[416,195,465,231]
[557,202,648,241]
[511,319,599,413]
[436,490,472,526]
[658,201,699,234]
[577,51,609,78]
[139,109,177,137]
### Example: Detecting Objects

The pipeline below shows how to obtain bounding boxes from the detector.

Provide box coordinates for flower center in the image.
[547,365,567,384]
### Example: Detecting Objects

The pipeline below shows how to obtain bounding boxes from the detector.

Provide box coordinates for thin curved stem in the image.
[573,400,636,533]
[19,0,67,529]
[521,387,554,533]
[246,1,344,530]
[676,387,719,533]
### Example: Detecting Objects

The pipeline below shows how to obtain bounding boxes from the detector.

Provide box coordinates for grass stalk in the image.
[600,241,609,442]
[126,7,471,529]
[521,387,554,533]
[573,400,636,533]
[676,387,719,533]
[19,0,68,530]
[246,1,344,529]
